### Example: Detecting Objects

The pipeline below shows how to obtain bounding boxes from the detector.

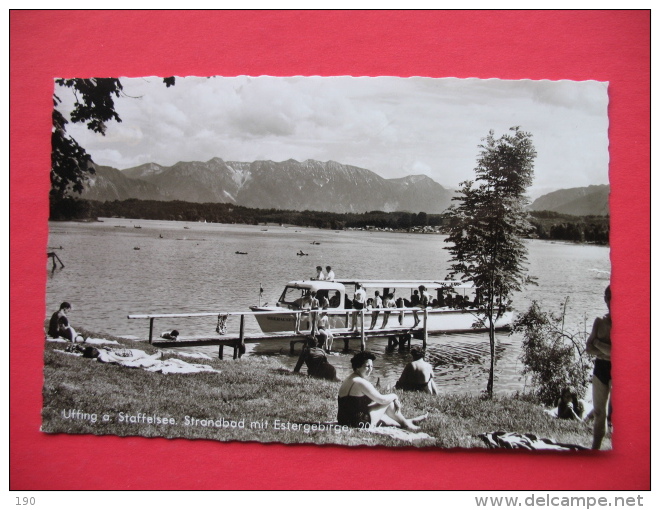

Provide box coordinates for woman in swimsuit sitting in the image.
[395,347,438,394]
[337,351,427,430]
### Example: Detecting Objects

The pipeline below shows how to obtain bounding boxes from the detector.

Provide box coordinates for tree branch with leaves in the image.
[50,77,175,199]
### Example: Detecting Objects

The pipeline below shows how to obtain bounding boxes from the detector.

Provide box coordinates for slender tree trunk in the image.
[487,318,495,397]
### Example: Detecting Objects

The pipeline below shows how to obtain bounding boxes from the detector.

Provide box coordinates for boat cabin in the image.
[274,279,481,311]
[277,280,346,310]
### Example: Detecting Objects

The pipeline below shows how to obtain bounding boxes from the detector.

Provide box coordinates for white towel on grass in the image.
[96,348,219,374]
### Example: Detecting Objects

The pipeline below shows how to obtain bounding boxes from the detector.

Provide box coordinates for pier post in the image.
[235,314,245,359]
[219,344,224,360]
[149,318,154,344]
[360,309,365,351]
[423,309,428,348]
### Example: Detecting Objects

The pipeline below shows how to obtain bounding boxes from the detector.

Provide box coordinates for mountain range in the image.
[80,158,609,216]
[527,184,610,216]
[82,158,454,214]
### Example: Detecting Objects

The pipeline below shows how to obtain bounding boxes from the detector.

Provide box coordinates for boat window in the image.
[279,286,307,305]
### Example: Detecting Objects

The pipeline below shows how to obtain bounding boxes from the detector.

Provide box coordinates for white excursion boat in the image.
[249,279,513,335]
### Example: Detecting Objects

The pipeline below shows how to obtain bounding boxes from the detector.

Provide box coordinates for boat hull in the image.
[249,306,513,335]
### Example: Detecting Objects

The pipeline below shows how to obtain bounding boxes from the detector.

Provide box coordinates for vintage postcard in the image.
[42,76,611,449]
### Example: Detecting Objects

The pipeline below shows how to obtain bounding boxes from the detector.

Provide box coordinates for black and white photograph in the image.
[42,75,611,450]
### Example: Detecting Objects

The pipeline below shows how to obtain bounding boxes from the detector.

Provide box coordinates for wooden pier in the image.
[127,308,430,359]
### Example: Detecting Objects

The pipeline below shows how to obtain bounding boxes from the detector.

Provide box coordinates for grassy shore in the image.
[41,330,609,450]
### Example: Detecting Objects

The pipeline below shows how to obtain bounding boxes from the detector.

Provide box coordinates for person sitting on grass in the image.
[556,387,585,420]
[337,351,428,430]
[293,336,338,381]
[48,301,71,338]
[395,346,438,394]
[57,316,84,343]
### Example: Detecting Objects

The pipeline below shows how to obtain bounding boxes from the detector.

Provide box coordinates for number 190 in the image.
[16,497,35,506]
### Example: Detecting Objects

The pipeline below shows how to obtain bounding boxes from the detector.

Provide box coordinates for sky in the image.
[59,76,610,198]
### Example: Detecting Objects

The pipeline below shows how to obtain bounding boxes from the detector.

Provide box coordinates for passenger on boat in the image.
[48,301,71,338]
[473,288,483,307]
[395,347,438,395]
[556,387,584,421]
[313,266,325,280]
[585,285,612,449]
[380,293,396,328]
[293,336,338,381]
[350,283,367,332]
[410,290,420,307]
[329,293,341,308]
[369,291,383,330]
[337,351,427,430]
[325,266,335,281]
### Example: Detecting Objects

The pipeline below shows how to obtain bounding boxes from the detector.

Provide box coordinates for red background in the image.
[10,10,650,490]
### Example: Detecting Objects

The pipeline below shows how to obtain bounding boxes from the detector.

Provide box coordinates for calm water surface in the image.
[46,218,611,396]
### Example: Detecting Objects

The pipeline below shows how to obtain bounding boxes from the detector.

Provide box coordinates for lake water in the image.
[46,218,611,396]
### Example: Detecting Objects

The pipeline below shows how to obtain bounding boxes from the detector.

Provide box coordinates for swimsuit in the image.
[337,381,372,427]
[396,374,433,392]
[593,358,611,385]
[593,316,612,385]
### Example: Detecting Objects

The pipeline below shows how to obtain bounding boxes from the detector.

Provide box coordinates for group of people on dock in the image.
[293,279,481,337]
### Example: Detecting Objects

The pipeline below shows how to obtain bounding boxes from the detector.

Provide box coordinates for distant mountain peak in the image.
[529,184,609,216]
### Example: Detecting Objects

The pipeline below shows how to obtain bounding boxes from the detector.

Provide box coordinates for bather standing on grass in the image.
[585,285,612,449]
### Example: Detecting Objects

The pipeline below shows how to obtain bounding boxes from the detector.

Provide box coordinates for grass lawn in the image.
[41,330,609,450]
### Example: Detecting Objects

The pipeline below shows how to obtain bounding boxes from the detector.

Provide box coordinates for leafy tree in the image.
[51,77,175,199]
[512,299,592,406]
[444,127,537,397]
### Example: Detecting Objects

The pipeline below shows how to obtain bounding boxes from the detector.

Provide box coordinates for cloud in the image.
[56,76,610,191]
